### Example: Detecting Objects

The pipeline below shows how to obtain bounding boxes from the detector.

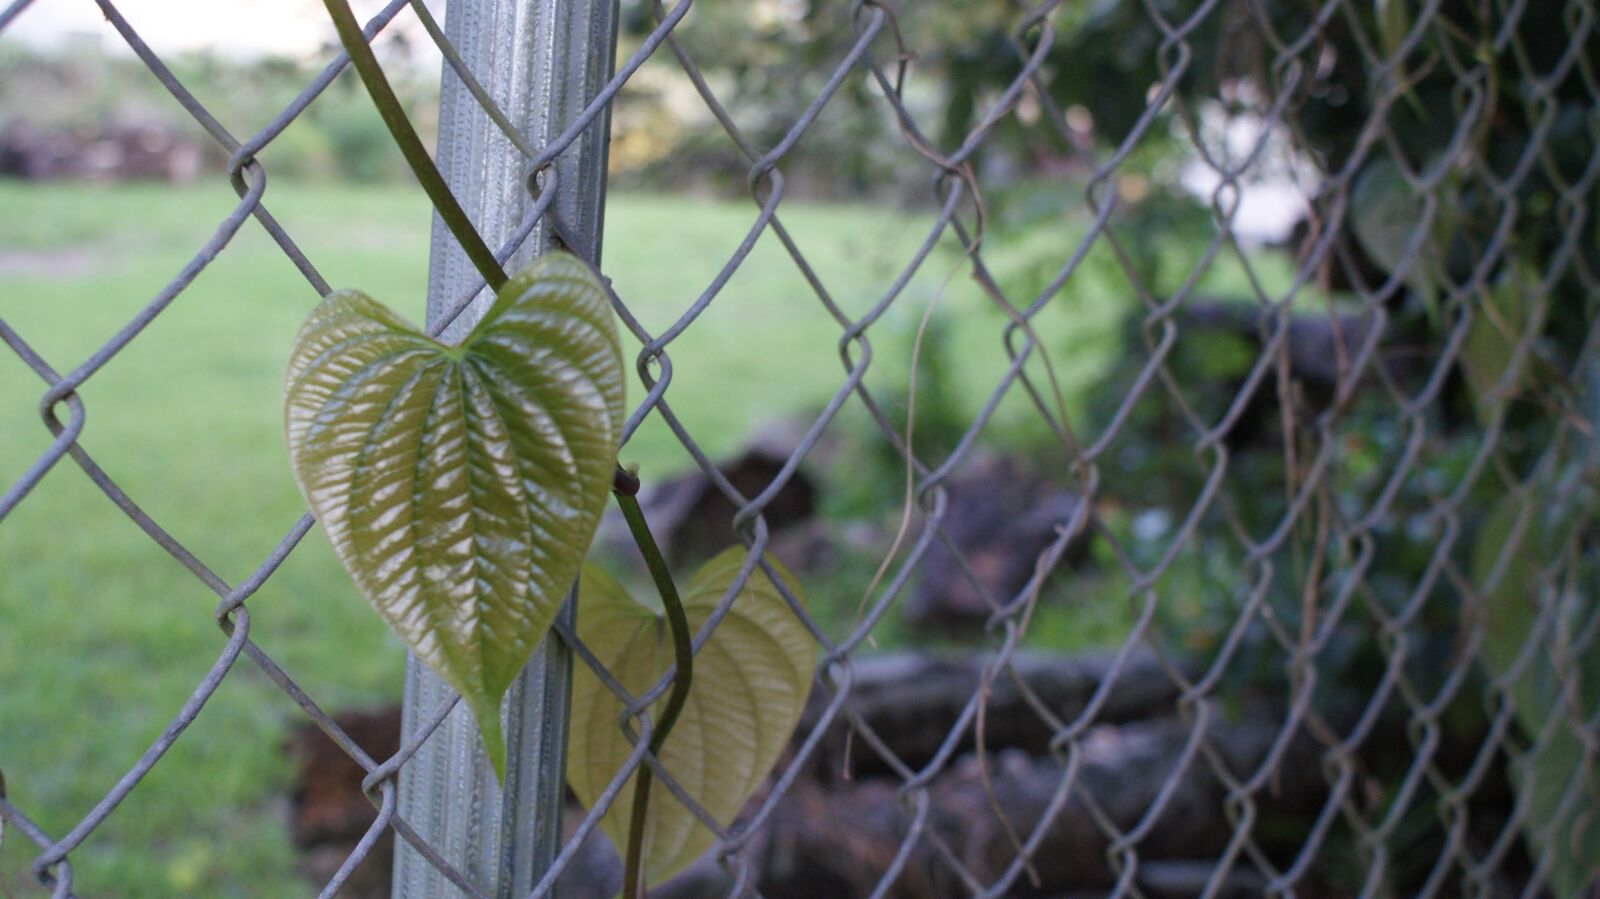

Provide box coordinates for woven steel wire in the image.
[2,0,1598,897]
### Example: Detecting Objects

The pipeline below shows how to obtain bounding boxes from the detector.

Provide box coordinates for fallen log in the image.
[284,707,401,899]
[904,455,1092,636]
[288,652,1325,899]
[596,443,818,572]
[795,649,1187,782]
[753,713,1325,899]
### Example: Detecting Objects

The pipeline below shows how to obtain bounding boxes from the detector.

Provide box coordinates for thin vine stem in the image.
[322,0,507,292]
[325,6,688,887]
[611,466,694,899]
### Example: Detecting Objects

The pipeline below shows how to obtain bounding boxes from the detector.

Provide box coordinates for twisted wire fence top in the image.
[2,0,1598,897]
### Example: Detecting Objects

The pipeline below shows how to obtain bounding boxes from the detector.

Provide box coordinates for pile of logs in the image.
[0,121,207,182]
[289,650,1331,898]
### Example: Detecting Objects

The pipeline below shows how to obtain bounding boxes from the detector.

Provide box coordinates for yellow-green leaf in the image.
[567,548,814,883]
[1460,268,1533,427]
[1473,487,1600,896]
[1373,0,1423,113]
[1351,157,1438,317]
[1374,0,1409,63]
[284,252,624,780]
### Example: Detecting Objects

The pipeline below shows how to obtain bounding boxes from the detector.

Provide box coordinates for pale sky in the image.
[5,0,441,63]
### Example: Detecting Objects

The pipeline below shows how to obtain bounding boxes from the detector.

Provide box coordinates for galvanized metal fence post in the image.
[393,1,619,895]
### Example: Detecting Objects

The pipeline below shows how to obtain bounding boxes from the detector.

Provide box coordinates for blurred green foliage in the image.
[2,1,1597,893]
[0,42,432,183]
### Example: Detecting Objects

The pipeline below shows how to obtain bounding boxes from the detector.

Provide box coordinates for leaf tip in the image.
[473,697,509,785]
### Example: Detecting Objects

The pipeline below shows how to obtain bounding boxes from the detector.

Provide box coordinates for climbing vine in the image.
[283,3,815,893]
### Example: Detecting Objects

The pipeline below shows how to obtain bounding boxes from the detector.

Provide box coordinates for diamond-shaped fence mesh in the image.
[2,0,1599,896]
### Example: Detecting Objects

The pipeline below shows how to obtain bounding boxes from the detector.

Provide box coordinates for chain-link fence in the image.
[3,0,1599,896]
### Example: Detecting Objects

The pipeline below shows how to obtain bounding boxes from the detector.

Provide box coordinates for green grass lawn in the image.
[0,179,976,897]
[0,178,1285,896]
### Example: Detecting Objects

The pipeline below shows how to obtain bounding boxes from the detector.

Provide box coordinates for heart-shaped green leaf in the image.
[568,548,814,883]
[1352,157,1439,317]
[285,252,624,779]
